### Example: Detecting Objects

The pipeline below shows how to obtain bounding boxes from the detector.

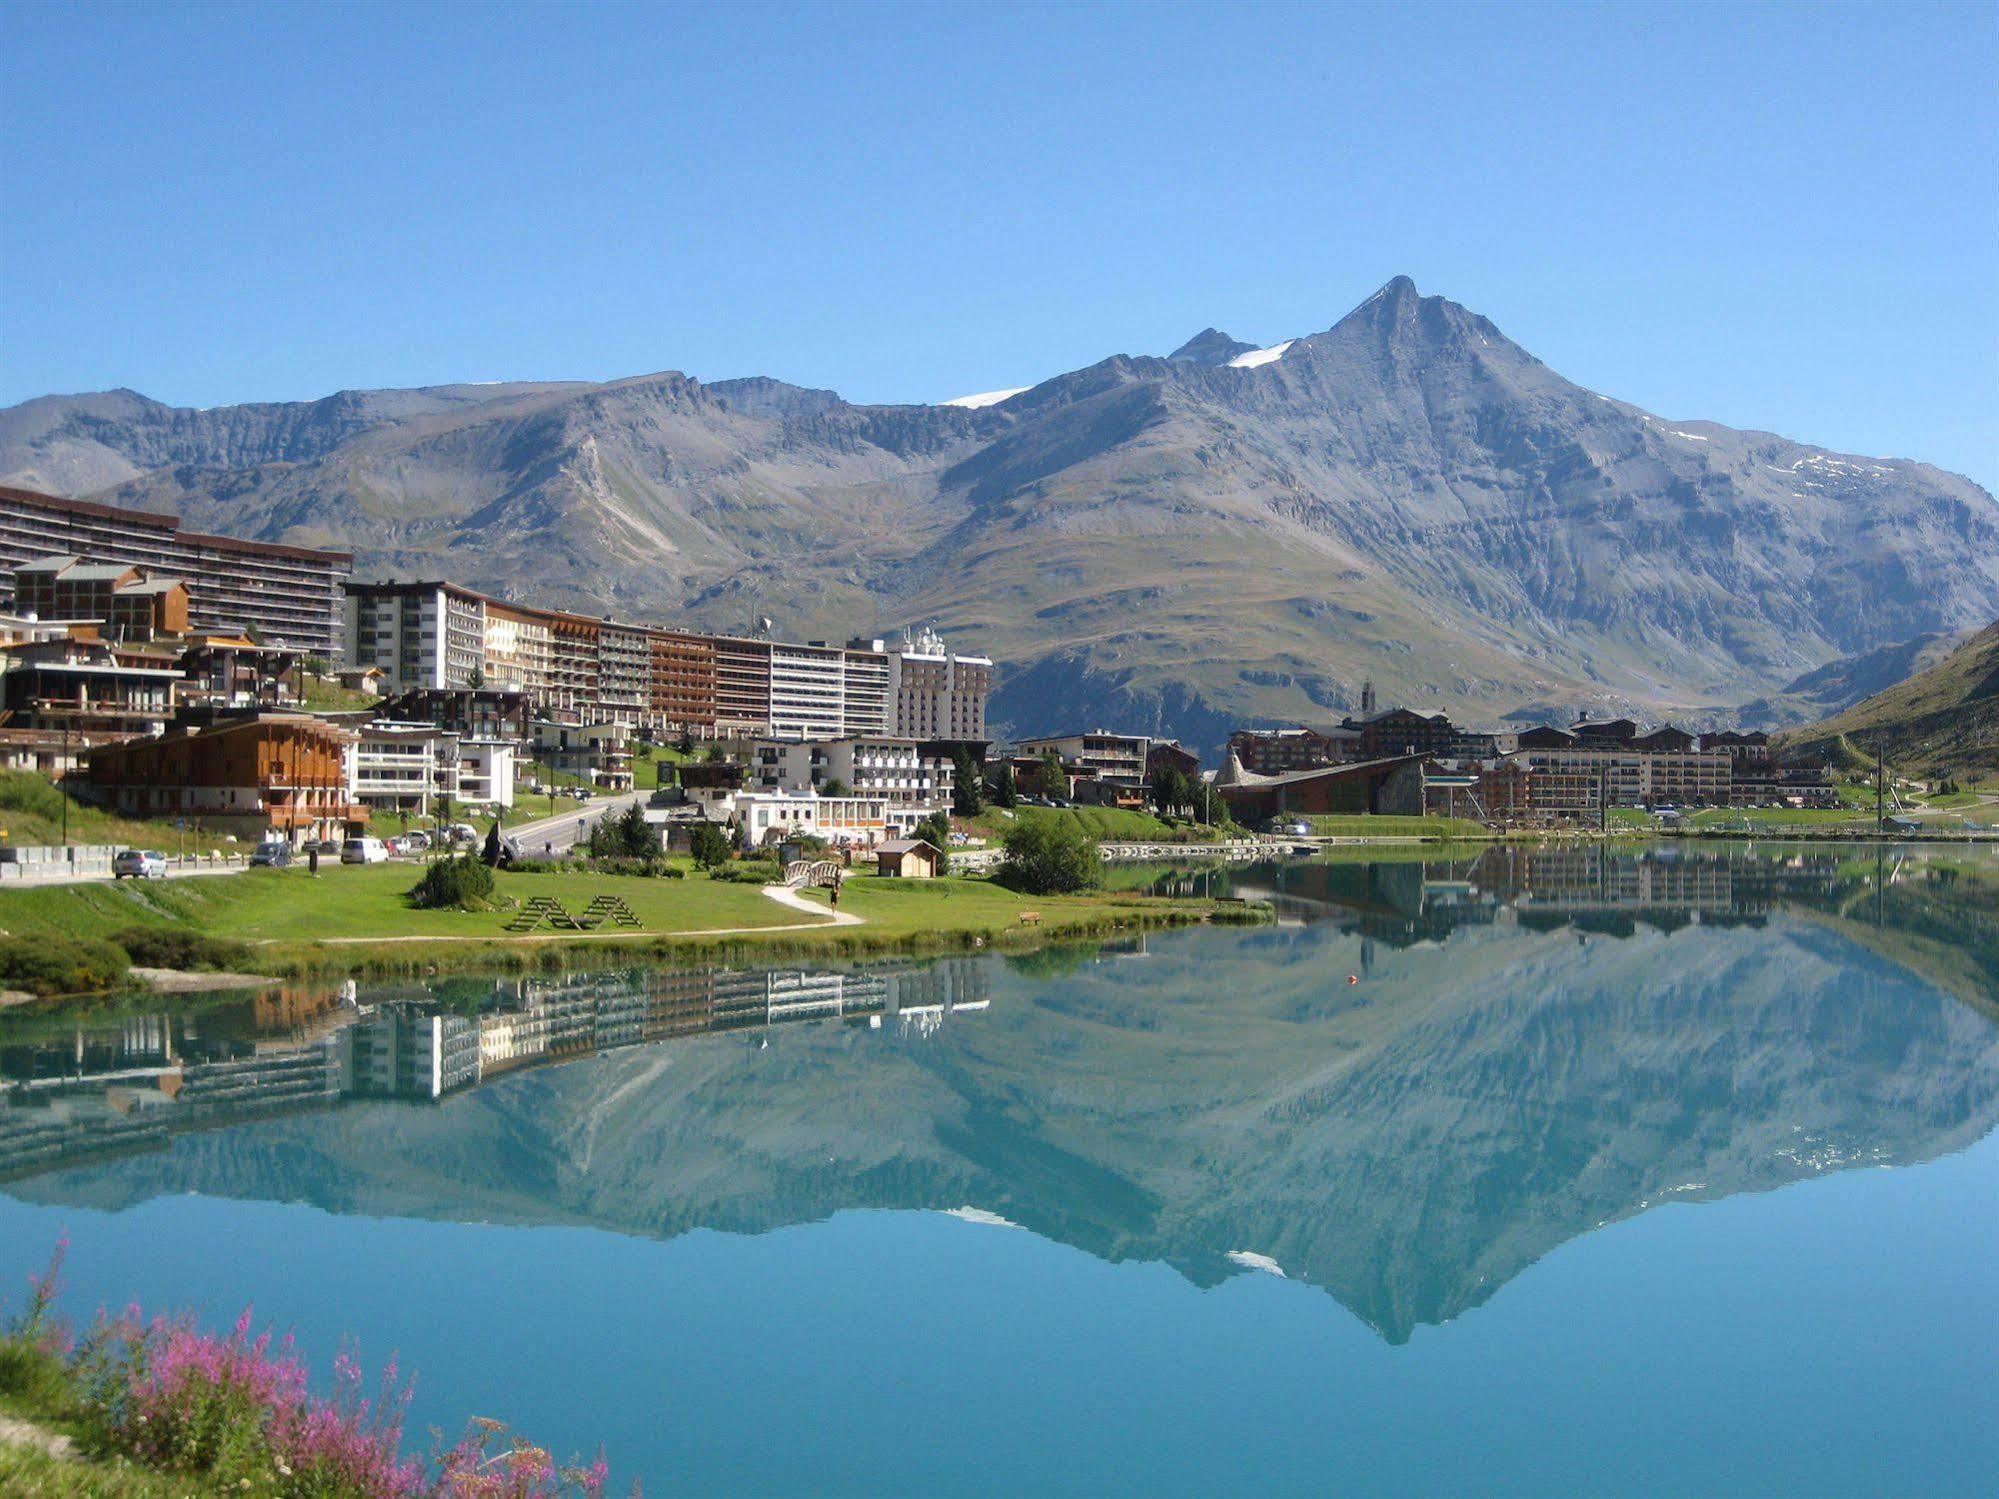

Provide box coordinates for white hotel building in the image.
[751,735,953,813]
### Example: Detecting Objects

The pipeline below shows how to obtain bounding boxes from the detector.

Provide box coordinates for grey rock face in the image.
[4,279,1995,746]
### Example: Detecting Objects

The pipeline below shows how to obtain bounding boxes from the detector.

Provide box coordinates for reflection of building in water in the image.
[1232,846,1854,946]
[2,959,995,1179]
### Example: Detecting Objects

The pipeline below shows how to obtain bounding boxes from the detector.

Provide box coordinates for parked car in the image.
[112,849,169,880]
[249,842,293,868]
[309,838,343,856]
[401,830,432,850]
[341,837,391,865]
[444,823,479,845]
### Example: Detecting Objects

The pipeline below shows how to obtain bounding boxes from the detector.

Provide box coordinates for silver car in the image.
[112,849,168,879]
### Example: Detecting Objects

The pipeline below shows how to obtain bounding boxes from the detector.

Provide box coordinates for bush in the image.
[506,856,586,875]
[0,935,130,997]
[997,818,1102,895]
[590,856,683,878]
[111,927,251,972]
[711,859,782,884]
[405,855,495,910]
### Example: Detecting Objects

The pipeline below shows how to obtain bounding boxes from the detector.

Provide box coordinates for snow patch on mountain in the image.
[941,387,1029,409]
[1227,340,1295,370]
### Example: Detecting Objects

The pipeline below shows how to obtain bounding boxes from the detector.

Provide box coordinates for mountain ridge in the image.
[5,277,1995,748]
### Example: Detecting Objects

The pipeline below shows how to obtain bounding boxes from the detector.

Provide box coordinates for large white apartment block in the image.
[888,627,993,741]
[346,583,487,693]
[841,642,891,737]
[768,641,848,740]
[751,735,952,811]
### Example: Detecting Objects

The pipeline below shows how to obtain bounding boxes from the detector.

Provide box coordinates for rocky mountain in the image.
[1735,628,1968,728]
[5,277,1997,747]
[1774,618,1999,773]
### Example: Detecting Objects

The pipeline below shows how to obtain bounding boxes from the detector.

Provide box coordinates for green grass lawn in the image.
[965,804,1229,842]
[294,673,381,713]
[1300,813,1488,837]
[0,862,801,946]
[0,861,1235,978]
[1683,806,1873,829]
[0,772,241,855]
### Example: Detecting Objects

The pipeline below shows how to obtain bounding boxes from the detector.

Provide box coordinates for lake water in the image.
[3,843,1996,1496]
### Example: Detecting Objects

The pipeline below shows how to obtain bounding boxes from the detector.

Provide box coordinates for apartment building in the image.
[768,640,848,739]
[347,722,460,817]
[343,581,486,693]
[888,627,992,740]
[842,641,891,737]
[483,602,552,696]
[649,630,716,728]
[711,636,772,732]
[1015,730,1151,787]
[1227,725,1359,775]
[529,719,632,790]
[0,485,350,657]
[0,636,183,734]
[341,580,992,742]
[750,735,952,811]
[1507,746,1732,810]
[456,739,517,808]
[83,712,365,843]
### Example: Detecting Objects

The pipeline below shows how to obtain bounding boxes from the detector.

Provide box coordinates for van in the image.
[341,837,390,865]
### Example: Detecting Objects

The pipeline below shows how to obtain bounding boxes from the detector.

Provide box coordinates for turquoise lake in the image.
[3,844,1995,1496]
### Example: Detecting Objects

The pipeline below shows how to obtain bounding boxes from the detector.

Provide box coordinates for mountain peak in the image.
[1168,328,1259,366]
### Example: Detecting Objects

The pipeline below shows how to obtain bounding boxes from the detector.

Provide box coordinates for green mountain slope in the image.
[1773,619,1999,773]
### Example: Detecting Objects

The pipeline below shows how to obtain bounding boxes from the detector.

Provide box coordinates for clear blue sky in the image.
[4,1,1995,487]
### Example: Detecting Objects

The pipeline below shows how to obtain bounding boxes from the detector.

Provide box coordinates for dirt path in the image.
[760,884,865,925]
[270,885,864,946]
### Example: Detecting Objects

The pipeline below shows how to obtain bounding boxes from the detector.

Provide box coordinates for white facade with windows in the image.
[751,735,952,813]
[887,627,993,740]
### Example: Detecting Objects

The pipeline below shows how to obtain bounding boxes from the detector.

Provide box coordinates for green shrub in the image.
[711,859,782,884]
[997,818,1102,895]
[110,928,251,971]
[0,935,131,997]
[406,855,496,910]
[591,856,683,878]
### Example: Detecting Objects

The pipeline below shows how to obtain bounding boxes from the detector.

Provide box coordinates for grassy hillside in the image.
[1773,620,1999,776]
[0,772,240,854]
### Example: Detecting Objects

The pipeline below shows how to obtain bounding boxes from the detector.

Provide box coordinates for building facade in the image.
[1014,730,1151,788]
[0,485,350,657]
[887,627,993,741]
[83,712,365,842]
[750,735,952,812]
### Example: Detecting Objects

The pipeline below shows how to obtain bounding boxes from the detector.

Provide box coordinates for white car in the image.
[112,849,168,879]
[340,837,391,865]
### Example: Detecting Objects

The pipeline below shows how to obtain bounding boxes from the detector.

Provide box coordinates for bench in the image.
[1018,911,1042,926]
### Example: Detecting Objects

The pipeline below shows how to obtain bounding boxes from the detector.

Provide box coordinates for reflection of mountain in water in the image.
[5,849,1997,1344]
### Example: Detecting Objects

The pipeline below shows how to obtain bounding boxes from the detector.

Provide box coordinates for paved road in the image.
[506,789,652,855]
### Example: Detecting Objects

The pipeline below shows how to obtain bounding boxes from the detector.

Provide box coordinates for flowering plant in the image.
[4,1237,621,1498]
